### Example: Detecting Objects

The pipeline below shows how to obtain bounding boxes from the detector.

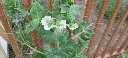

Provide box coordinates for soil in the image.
[9,44,16,58]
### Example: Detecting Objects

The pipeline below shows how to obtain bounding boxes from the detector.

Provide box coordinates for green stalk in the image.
[56,41,59,48]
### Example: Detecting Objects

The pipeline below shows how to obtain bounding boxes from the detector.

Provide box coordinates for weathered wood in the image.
[118,37,128,53]
[48,0,53,11]
[86,0,110,56]
[0,0,22,58]
[93,0,123,58]
[83,0,94,22]
[110,25,128,55]
[102,5,128,58]
[0,22,8,42]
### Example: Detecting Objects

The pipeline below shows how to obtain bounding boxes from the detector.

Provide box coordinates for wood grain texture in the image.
[0,0,22,58]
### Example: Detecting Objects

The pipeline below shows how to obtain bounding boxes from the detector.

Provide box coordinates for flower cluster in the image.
[41,16,78,30]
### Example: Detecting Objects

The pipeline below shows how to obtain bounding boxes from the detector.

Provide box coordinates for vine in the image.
[16,0,94,58]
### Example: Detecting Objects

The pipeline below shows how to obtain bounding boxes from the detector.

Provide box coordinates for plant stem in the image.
[25,44,45,55]
[56,41,59,48]
[72,23,93,39]
[18,31,45,55]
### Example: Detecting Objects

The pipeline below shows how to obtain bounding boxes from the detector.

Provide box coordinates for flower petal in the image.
[44,16,52,19]
[44,25,51,30]
[41,18,46,25]
[67,23,78,30]
[60,20,66,28]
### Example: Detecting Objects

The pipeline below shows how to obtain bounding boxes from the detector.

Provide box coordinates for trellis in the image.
[0,0,128,58]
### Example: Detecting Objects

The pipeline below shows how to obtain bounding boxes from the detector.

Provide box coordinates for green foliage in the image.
[42,39,80,58]
[121,51,128,58]
[73,21,93,48]
[69,5,82,19]
[3,0,15,17]
[96,0,123,19]
[29,2,45,20]
[52,0,61,18]
[34,49,46,58]
[7,0,94,58]
[25,19,40,33]
[15,8,30,16]
[17,2,45,33]
[39,25,68,43]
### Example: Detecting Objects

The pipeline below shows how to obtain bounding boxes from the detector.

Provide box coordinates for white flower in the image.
[41,16,55,30]
[67,23,78,30]
[56,20,66,29]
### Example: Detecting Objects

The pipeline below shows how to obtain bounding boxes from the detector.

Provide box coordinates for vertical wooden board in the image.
[118,37,128,53]
[93,0,123,58]
[110,25,128,55]
[48,0,53,11]
[125,45,128,51]
[86,0,110,56]
[0,21,9,42]
[102,5,128,58]
[83,0,94,22]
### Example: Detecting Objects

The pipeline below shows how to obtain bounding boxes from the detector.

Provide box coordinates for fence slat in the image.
[86,0,109,56]
[48,0,53,11]
[125,45,128,51]
[0,0,22,58]
[83,0,94,22]
[118,37,128,53]
[110,25,128,55]
[102,5,128,57]
[23,0,39,49]
[93,0,123,58]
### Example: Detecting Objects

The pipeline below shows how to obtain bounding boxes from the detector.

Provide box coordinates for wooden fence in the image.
[0,0,128,58]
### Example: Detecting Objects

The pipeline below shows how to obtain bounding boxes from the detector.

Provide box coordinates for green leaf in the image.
[84,29,94,35]
[43,44,53,53]
[39,26,57,42]
[121,51,128,58]
[52,0,61,18]
[39,25,68,43]
[69,5,82,19]
[47,54,56,58]
[79,40,87,48]
[52,49,69,58]
[79,21,87,30]
[79,34,91,41]
[67,0,74,5]
[73,26,81,35]
[61,4,70,13]
[34,49,46,58]
[59,39,79,57]
[48,39,79,58]
[77,35,89,48]
[60,0,68,4]
[61,14,71,24]
[73,21,87,35]
[30,2,45,20]
[15,8,30,16]
[25,19,40,33]
[57,29,68,44]
[60,0,70,13]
